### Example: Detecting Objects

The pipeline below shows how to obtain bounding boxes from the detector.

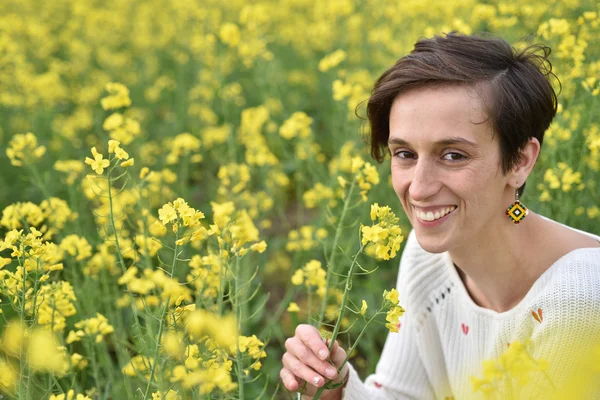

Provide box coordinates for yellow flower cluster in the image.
[1,198,77,241]
[122,354,156,379]
[539,161,585,202]
[351,156,381,201]
[318,49,347,72]
[151,390,181,400]
[470,339,549,396]
[101,82,132,110]
[6,132,46,167]
[362,203,404,260]
[235,335,267,371]
[49,391,92,400]
[382,288,405,333]
[102,112,141,145]
[279,111,313,140]
[60,235,93,261]
[66,313,115,344]
[166,133,203,165]
[184,309,238,350]
[303,182,336,209]
[157,198,207,238]
[85,140,134,175]
[29,281,75,329]
[117,266,193,310]
[0,325,71,387]
[217,163,252,196]
[238,106,278,166]
[208,201,266,255]
[186,254,224,300]
[285,225,328,252]
[54,160,85,185]
[291,259,327,296]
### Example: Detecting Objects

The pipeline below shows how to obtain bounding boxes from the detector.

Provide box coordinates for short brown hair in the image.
[366,33,558,192]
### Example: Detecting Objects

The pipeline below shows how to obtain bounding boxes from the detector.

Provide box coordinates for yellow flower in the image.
[250,241,267,253]
[361,224,388,244]
[158,203,178,225]
[115,146,129,160]
[385,305,405,333]
[101,82,132,110]
[360,300,368,315]
[383,288,399,305]
[28,329,69,375]
[318,49,347,72]
[120,158,134,167]
[219,23,241,47]
[291,269,304,286]
[287,302,300,312]
[140,167,150,179]
[108,140,120,153]
[6,132,46,166]
[84,147,110,174]
[351,156,365,173]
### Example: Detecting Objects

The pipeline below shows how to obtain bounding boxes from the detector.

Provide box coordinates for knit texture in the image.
[342,226,600,399]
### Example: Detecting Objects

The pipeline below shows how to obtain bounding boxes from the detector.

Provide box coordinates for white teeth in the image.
[416,206,456,222]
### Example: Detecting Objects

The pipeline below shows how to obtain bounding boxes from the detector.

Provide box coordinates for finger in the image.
[282,352,326,388]
[285,338,339,380]
[331,343,347,368]
[296,324,330,360]
[325,339,340,353]
[280,367,302,391]
[330,345,349,384]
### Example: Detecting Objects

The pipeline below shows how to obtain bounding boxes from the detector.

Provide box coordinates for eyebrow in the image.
[387,137,479,148]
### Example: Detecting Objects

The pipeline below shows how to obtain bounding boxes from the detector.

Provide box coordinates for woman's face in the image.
[388,85,512,254]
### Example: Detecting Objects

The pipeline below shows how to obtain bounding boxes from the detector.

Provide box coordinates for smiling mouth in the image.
[414,206,457,222]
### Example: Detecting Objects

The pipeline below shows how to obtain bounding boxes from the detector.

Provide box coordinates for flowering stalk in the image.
[233,256,245,399]
[312,243,363,400]
[142,231,179,399]
[317,177,357,326]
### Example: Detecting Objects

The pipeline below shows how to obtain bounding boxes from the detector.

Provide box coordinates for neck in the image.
[449,212,544,313]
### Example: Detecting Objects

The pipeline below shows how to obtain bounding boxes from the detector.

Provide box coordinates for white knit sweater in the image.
[342,227,600,399]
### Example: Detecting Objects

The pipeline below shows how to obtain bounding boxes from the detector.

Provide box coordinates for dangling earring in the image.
[506,187,528,224]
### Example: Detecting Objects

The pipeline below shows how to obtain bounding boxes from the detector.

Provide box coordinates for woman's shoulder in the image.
[534,240,600,307]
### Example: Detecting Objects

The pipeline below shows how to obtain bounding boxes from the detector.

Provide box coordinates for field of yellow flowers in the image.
[0,0,599,399]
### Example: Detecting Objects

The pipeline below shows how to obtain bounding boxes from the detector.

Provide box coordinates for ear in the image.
[509,137,540,188]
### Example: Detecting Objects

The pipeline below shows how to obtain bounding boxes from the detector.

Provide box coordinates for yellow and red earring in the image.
[506,188,528,224]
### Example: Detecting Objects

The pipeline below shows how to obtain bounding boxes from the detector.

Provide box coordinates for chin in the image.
[412,230,451,254]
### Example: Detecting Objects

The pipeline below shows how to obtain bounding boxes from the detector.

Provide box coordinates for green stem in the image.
[234,257,245,399]
[18,258,29,400]
[88,341,101,398]
[27,163,52,200]
[317,178,357,326]
[312,244,364,400]
[142,231,179,399]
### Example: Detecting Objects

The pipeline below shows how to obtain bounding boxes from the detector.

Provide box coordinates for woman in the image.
[279,33,600,399]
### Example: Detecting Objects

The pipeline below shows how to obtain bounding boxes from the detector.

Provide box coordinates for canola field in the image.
[0,0,599,399]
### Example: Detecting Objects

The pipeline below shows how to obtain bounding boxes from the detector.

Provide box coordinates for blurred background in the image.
[0,0,599,398]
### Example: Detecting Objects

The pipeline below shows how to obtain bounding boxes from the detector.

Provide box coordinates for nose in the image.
[408,158,441,202]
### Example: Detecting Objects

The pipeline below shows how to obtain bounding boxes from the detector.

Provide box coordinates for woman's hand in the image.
[280,324,349,399]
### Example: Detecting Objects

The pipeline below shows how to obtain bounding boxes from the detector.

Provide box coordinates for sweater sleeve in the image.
[342,231,435,399]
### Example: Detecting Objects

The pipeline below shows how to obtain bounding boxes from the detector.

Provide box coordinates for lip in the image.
[412,205,457,227]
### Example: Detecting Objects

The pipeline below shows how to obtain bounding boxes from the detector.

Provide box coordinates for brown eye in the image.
[394,151,416,159]
[442,152,467,161]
